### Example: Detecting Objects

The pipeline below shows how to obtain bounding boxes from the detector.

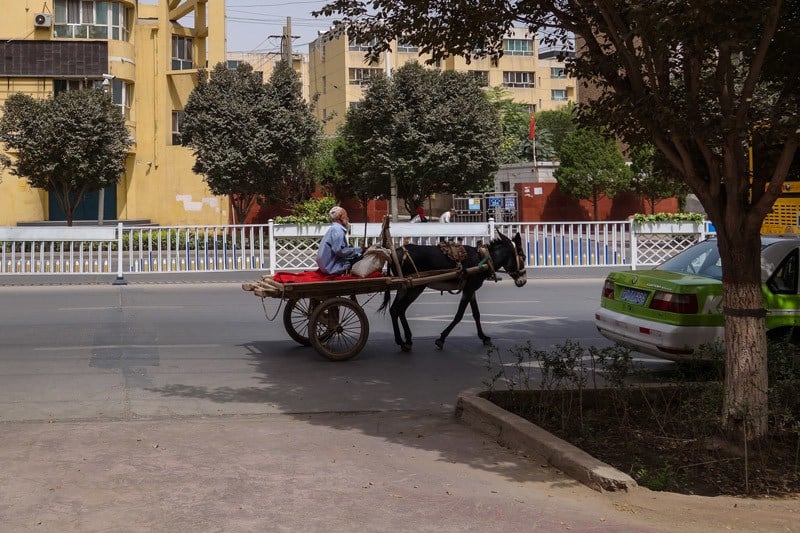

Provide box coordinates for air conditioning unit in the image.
[34,13,52,28]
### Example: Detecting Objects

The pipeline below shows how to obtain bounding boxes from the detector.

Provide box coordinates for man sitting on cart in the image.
[316,206,365,275]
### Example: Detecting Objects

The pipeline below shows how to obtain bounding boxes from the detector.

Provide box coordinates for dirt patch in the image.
[487,384,800,497]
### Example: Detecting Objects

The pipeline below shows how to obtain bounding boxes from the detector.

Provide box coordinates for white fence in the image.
[0,219,713,277]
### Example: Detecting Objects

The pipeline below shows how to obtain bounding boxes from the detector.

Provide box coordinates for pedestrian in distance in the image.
[439,209,456,223]
[410,207,428,223]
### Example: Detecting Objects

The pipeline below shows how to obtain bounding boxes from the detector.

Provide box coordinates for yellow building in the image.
[308,27,576,134]
[0,0,228,226]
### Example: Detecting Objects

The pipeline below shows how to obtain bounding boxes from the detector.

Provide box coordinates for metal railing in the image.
[0,219,713,277]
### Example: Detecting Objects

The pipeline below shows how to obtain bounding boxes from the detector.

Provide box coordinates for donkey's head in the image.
[489,231,527,287]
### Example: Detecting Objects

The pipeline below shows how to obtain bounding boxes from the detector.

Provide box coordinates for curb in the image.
[455,388,637,493]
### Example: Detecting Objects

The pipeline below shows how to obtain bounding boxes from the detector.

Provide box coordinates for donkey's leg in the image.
[468,292,491,345]
[388,289,408,349]
[435,290,473,350]
[390,287,424,352]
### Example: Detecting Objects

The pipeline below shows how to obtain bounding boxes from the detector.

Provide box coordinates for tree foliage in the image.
[484,87,530,164]
[339,62,501,215]
[0,90,131,225]
[554,127,632,220]
[535,103,577,161]
[317,0,800,441]
[182,62,320,223]
[629,143,690,213]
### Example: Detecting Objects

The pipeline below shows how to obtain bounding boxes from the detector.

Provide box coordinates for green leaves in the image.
[182,62,321,222]
[0,89,131,225]
[554,127,633,220]
[338,61,500,214]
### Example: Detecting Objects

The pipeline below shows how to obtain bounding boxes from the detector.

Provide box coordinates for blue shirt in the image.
[316,222,362,275]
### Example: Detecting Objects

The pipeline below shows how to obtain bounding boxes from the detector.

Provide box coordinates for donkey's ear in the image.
[496,229,510,241]
[514,232,522,248]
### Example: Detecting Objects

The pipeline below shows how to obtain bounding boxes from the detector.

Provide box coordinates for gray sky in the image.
[226,0,339,53]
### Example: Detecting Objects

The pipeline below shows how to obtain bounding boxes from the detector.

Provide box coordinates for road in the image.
[8,274,784,533]
[0,275,623,422]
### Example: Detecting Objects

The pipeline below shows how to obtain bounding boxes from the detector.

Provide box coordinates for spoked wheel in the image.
[308,297,369,361]
[283,298,319,346]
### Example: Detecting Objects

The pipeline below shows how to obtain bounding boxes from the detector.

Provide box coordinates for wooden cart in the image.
[242,218,483,361]
[242,268,465,361]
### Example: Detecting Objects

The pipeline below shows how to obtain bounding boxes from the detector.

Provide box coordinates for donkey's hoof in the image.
[482,337,493,346]
[401,342,413,352]
[434,338,444,350]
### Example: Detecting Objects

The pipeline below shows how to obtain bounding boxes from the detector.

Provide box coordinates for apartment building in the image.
[308,27,575,134]
[0,0,228,226]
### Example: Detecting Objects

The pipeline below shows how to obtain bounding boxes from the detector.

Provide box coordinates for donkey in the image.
[380,231,527,352]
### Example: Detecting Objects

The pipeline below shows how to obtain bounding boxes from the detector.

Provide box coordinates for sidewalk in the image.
[1,411,797,532]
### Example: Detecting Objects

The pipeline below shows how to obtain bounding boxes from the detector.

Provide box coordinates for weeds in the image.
[484,339,800,496]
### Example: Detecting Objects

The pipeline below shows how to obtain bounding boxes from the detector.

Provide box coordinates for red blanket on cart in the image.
[273,269,384,284]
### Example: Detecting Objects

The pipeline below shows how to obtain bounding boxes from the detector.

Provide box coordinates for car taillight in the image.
[649,291,698,314]
[602,279,614,299]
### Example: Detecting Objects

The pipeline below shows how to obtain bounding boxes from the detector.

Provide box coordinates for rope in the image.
[259,284,286,321]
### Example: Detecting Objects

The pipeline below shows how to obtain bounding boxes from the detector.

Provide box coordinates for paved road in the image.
[0,276,624,423]
[4,274,792,532]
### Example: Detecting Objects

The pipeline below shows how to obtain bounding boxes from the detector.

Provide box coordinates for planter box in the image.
[634,221,702,234]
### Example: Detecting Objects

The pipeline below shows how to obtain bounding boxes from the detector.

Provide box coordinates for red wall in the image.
[515,182,679,221]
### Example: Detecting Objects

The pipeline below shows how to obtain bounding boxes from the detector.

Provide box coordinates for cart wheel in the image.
[283,298,319,346]
[309,297,369,361]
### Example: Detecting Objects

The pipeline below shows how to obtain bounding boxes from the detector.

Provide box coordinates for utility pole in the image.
[271,17,299,64]
[281,17,292,63]
[386,49,399,222]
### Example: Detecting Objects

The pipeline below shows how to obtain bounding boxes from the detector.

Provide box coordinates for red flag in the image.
[528,113,536,140]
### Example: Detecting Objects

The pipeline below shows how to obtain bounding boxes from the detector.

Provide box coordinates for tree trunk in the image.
[717,232,769,441]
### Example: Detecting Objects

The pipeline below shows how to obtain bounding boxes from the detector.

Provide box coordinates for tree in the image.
[484,87,530,164]
[0,90,131,225]
[182,62,320,223]
[535,104,577,161]
[554,127,632,220]
[629,143,689,213]
[340,62,501,215]
[317,0,800,441]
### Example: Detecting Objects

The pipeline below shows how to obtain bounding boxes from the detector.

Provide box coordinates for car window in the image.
[767,249,799,294]
[656,240,723,280]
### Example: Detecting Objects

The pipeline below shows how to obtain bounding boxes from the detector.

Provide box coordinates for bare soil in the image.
[488,383,800,497]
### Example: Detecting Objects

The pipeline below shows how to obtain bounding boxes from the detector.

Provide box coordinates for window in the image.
[172,36,194,70]
[349,37,380,51]
[227,60,243,69]
[172,111,185,146]
[397,42,418,54]
[768,250,799,295]
[467,71,489,87]
[53,0,129,41]
[111,79,132,119]
[349,68,382,85]
[502,71,535,88]
[53,78,102,95]
[551,67,567,79]
[552,89,568,101]
[504,39,534,56]
[322,76,327,94]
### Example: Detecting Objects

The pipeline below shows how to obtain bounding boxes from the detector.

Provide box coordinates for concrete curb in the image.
[455,388,637,493]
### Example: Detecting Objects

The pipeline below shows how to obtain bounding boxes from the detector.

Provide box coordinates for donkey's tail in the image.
[378,288,391,314]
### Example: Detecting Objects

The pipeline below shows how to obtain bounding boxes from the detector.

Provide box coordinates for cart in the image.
[242,219,484,361]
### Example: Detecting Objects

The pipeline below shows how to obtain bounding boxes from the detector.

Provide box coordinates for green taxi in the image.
[595,236,800,360]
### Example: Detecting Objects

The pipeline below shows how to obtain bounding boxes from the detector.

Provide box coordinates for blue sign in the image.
[488,197,502,208]
[504,197,516,209]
